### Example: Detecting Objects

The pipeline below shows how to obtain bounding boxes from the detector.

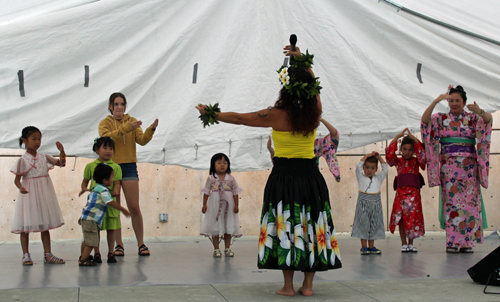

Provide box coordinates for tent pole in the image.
[379,0,500,47]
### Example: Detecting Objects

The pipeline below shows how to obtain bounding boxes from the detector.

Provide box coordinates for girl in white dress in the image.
[200,153,242,257]
[11,126,67,265]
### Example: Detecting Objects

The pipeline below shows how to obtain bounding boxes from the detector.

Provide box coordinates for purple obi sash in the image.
[440,143,476,155]
[393,173,425,191]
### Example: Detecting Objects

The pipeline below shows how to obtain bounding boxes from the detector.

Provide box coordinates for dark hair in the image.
[108,92,127,114]
[449,85,467,104]
[365,156,379,166]
[209,153,231,176]
[93,163,113,185]
[19,126,41,147]
[93,137,115,153]
[401,136,414,149]
[274,67,321,136]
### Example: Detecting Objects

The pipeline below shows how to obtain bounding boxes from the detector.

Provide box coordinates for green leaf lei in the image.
[277,49,322,100]
[198,103,221,128]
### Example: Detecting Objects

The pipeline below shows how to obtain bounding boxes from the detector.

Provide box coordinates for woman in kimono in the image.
[421,85,492,253]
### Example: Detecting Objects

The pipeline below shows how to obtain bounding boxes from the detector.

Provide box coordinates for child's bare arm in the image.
[108,200,130,217]
[112,181,121,197]
[233,195,239,213]
[79,178,90,196]
[15,175,28,194]
[202,194,209,213]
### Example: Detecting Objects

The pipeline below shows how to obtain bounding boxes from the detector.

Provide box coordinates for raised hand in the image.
[129,120,142,129]
[150,119,159,130]
[467,101,482,115]
[55,141,65,153]
[283,45,301,58]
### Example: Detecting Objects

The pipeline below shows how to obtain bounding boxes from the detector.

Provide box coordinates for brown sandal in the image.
[78,257,96,266]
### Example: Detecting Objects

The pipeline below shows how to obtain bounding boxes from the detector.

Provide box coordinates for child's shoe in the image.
[401,245,409,253]
[224,248,234,257]
[93,253,102,263]
[213,249,222,258]
[22,253,33,266]
[369,247,381,255]
[408,244,418,253]
[107,253,117,263]
[360,247,370,255]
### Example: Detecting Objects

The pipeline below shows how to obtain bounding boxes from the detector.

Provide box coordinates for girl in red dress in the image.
[386,128,426,252]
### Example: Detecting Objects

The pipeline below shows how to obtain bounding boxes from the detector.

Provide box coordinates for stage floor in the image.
[1,232,499,301]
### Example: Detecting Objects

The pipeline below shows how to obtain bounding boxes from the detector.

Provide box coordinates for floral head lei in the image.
[277,50,322,102]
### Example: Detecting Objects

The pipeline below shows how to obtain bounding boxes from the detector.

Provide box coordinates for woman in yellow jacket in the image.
[99,92,158,256]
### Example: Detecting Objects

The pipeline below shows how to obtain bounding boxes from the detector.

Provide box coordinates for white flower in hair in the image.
[282,75,290,85]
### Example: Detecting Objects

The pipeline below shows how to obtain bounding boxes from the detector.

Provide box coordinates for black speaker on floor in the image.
[467,246,500,286]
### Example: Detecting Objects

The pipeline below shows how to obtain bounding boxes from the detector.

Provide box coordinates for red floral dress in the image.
[386,140,426,239]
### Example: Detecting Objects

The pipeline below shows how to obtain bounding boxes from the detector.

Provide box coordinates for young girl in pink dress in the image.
[11,126,67,265]
[386,128,425,253]
[200,153,242,257]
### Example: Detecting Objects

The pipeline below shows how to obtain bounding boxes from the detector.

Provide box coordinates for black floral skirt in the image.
[257,157,342,272]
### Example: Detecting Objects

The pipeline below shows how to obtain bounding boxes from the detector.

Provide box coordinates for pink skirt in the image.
[11,176,64,234]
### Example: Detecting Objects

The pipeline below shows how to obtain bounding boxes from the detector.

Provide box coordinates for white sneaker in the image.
[213,249,222,257]
[224,248,234,257]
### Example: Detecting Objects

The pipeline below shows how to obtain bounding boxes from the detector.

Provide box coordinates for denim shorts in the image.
[119,163,139,181]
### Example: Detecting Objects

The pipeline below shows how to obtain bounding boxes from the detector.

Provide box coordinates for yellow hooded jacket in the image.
[98,114,155,164]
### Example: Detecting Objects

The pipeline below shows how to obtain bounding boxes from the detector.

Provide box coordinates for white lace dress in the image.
[10,152,65,234]
[200,174,242,240]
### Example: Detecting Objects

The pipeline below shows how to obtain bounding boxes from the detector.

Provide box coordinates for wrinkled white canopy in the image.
[0,0,498,171]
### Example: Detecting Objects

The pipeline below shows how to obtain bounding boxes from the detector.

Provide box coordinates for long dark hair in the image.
[274,67,321,136]
[108,92,127,114]
[449,85,467,104]
[19,126,41,147]
[209,153,231,176]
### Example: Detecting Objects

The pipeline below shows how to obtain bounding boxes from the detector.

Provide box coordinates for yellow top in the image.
[272,129,316,159]
[98,114,155,164]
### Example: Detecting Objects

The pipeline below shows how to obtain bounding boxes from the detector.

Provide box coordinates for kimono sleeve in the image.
[385,140,399,167]
[420,113,442,187]
[475,114,493,188]
[10,157,31,176]
[315,134,341,182]
[229,175,243,195]
[201,176,212,195]
[413,140,426,171]
[355,160,364,183]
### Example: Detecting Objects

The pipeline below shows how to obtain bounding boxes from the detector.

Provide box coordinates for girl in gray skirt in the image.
[352,151,388,255]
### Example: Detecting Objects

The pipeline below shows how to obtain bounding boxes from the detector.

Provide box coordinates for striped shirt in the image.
[81,184,114,227]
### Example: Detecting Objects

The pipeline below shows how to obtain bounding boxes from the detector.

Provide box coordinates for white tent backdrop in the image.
[0,0,498,171]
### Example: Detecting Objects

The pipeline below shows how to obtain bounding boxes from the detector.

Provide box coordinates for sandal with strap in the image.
[114,245,125,257]
[401,245,409,253]
[107,252,117,263]
[446,247,460,253]
[138,244,150,256]
[22,253,33,266]
[224,248,234,257]
[460,247,474,253]
[408,244,418,253]
[79,257,96,266]
[213,249,222,258]
[93,253,102,263]
[44,253,65,264]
